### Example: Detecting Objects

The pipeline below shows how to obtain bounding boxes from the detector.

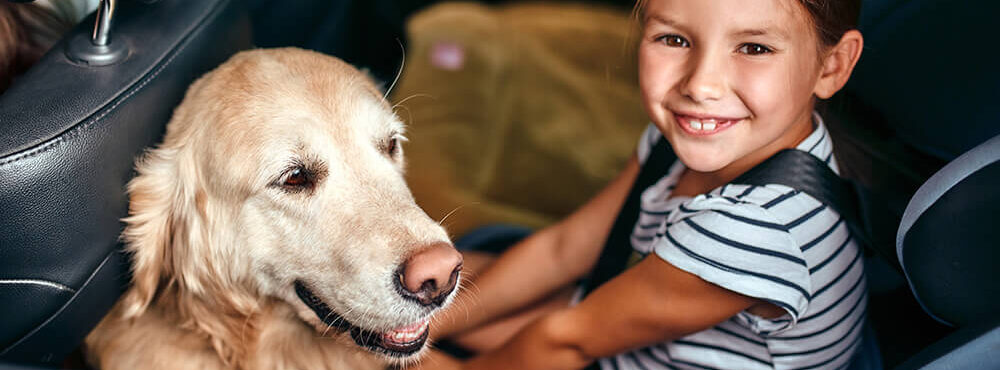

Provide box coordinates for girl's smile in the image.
[671,111,745,136]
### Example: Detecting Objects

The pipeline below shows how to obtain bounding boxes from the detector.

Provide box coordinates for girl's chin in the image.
[673,150,735,173]
[681,160,730,173]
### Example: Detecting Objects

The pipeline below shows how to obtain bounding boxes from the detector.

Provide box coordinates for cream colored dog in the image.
[85,48,463,370]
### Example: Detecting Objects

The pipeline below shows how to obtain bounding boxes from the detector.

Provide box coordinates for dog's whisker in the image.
[455,280,485,323]
[321,306,351,337]
[438,202,480,226]
[383,39,406,100]
[460,277,484,296]
[393,104,414,125]
[391,93,436,110]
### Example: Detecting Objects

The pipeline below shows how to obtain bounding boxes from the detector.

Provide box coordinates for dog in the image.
[85,47,463,370]
[1,1,74,92]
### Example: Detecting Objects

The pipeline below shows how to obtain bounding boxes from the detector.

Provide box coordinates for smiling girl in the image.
[413,0,866,369]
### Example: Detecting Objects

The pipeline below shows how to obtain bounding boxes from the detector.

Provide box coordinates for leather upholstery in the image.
[0,0,251,364]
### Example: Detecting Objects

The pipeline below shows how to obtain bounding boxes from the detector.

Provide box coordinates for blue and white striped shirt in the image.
[600,113,867,370]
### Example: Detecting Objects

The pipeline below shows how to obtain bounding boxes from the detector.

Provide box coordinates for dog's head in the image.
[119,48,462,362]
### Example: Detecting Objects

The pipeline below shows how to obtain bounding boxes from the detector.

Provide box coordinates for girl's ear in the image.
[814,30,864,99]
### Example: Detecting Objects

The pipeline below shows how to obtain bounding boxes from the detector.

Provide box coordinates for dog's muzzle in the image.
[294,280,432,357]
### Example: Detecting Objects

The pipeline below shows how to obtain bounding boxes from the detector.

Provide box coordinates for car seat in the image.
[892,134,1000,369]
[833,0,1000,368]
[0,0,251,367]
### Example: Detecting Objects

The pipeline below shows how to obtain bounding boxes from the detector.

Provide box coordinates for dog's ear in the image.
[118,146,202,318]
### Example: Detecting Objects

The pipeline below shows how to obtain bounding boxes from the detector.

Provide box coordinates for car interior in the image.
[0,0,997,369]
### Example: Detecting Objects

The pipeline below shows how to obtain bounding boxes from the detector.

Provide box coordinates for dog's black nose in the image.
[396,242,463,306]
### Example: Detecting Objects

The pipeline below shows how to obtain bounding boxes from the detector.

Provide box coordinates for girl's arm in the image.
[420,255,762,370]
[432,155,642,339]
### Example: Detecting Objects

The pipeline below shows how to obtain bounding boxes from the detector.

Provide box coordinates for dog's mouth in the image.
[293,280,430,357]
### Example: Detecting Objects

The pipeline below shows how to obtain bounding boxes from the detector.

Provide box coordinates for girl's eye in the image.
[738,43,773,55]
[657,34,690,48]
[282,167,312,189]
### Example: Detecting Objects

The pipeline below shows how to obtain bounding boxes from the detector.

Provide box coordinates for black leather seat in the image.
[0,0,251,366]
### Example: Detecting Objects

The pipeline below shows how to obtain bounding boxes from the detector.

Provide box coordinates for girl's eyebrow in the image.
[731,25,790,39]
[644,14,679,28]
[646,13,789,40]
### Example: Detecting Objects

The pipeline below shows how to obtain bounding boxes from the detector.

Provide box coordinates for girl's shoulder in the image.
[674,183,827,229]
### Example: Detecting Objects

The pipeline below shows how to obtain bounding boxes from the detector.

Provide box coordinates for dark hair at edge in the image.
[798,0,862,48]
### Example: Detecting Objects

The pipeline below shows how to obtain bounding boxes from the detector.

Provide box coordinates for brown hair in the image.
[0,2,74,92]
[632,0,861,49]
[798,0,862,48]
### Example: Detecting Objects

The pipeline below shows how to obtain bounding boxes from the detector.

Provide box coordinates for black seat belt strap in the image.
[732,149,871,248]
[579,138,676,296]
[732,149,902,271]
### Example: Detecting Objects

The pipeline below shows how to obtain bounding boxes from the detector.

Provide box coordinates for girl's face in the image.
[639,0,826,174]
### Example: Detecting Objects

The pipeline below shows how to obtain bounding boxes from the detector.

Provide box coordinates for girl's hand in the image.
[457,255,764,370]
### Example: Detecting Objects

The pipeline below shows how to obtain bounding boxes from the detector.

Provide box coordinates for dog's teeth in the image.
[383,318,431,343]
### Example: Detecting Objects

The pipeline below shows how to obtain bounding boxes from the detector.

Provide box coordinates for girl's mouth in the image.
[674,113,742,136]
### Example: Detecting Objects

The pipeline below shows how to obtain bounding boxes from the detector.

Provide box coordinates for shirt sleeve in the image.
[652,192,811,334]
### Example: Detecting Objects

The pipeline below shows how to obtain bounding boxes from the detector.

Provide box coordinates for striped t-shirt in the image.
[598,114,868,370]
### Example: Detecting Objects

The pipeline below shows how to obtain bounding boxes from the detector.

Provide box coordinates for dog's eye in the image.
[387,138,399,155]
[383,134,407,157]
[282,167,313,189]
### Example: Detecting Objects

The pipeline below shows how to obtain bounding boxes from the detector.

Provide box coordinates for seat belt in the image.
[732,149,902,272]
[580,145,888,298]
[579,138,675,296]
[732,149,871,248]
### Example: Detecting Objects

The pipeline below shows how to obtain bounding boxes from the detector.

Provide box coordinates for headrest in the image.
[0,0,250,364]
[849,0,1000,160]
[897,134,1000,327]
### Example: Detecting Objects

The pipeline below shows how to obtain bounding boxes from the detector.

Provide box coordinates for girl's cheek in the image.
[638,49,681,104]
[730,62,783,116]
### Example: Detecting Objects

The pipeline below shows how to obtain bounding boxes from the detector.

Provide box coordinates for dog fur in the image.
[85,48,459,370]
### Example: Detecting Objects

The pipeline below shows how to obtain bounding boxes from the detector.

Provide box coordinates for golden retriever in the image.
[85,48,463,370]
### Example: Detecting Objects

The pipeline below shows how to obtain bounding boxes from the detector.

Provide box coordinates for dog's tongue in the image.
[382,319,429,345]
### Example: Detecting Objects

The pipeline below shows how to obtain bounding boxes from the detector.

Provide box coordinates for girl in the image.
[414,0,865,368]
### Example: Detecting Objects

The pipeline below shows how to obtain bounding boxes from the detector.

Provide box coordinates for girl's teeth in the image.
[687,118,723,131]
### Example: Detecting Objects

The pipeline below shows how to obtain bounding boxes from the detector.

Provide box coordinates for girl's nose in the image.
[680,51,725,102]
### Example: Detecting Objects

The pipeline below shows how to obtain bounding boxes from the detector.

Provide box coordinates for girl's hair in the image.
[632,0,862,49]
[798,0,862,48]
